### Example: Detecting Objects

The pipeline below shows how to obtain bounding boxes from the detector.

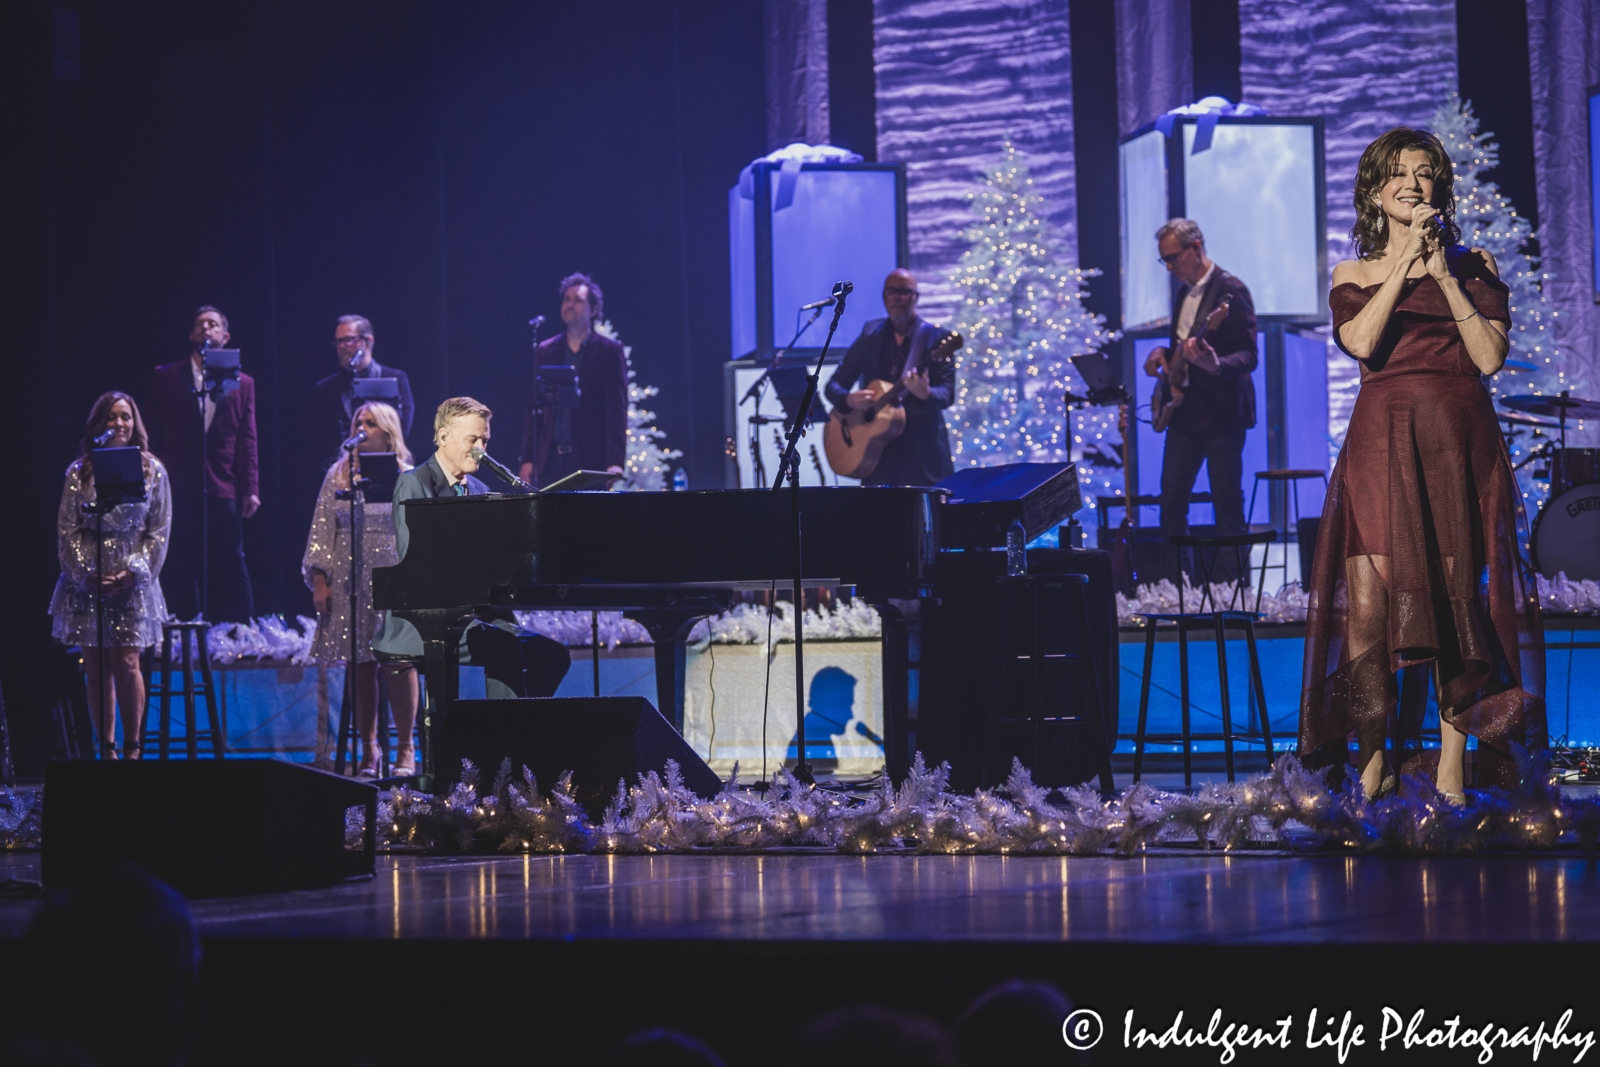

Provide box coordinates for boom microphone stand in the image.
[770,280,851,786]
[742,302,829,490]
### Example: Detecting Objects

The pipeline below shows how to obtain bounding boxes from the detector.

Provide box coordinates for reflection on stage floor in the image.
[5,849,1596,945]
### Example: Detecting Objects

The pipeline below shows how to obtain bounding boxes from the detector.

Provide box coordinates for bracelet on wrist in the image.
[1454,309,1479,323]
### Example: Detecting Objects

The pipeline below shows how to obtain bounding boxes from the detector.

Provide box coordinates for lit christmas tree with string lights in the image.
[945,141,1121,519]
[594,320,682,492]
[1430,95,1577,508]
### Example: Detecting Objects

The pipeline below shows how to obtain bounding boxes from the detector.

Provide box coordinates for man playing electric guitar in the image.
[823,268,956,486]
[1142,219,1258,550]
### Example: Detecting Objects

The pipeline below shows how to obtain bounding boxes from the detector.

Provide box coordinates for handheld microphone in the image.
[92,428,116,448]
[341,430,368,452]
[799,296,836,311]
[469,446,533,491]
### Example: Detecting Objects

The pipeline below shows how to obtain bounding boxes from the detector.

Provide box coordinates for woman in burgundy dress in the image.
[1299,127,1546,801]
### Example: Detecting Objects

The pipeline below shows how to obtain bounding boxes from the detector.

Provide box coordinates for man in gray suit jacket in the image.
[374,397,569,699]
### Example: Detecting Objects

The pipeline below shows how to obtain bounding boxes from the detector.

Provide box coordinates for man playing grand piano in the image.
[373,397,569,701]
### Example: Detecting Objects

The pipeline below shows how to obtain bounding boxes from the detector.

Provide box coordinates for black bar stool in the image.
[1246,469,1328,603]
[1130,531,1276,788]
[980,574,1114,794]
[144,621,225,759]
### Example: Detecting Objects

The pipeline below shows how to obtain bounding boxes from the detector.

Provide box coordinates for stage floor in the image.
[4,847,1597,944]
[5,849,1600,1064]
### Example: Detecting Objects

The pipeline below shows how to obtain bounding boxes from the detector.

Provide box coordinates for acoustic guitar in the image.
[1150,295,1231,433]
[824,331,963,480]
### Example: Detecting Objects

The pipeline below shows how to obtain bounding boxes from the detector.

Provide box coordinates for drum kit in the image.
[1497,378,1600,582]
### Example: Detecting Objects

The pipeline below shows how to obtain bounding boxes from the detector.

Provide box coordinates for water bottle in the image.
[1005,519,1028,576]
[671,468,688,492]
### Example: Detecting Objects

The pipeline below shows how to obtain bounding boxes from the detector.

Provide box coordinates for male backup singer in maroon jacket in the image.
[144,305,260,623]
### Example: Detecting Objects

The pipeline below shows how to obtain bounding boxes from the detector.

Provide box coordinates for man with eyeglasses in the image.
[823,268,956,486]
[312,315,416,448]
[1142,218,1257,553]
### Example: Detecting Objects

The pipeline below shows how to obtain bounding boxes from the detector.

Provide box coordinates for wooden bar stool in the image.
[1131,531,1276,788]
[1247,469,1328,603]
[144,621,225,759]
[979,574,1114,795]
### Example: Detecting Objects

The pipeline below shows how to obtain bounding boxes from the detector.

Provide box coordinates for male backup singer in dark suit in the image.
[312,314,415,444]
[373,397,569,699]
[144,305,259,623]
[518,274,628,487]
[824,268,956,486]
[1143,219,1258,545]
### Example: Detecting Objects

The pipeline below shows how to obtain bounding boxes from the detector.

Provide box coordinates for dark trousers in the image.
[163,495,255,624]
[1160,420,1248,583]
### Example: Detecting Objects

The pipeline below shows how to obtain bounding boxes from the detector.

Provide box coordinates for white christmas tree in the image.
[594,320,682,492]
[945,141,1122,520]
[1430,95,1577,509]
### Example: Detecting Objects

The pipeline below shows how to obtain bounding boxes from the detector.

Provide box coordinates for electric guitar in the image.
[824,331,963,480]
[1151,295,1231,433]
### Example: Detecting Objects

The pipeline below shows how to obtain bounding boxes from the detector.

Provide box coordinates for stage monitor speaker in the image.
[44,760,376,897]
[937,462,1082,548]
[436,697,723,819]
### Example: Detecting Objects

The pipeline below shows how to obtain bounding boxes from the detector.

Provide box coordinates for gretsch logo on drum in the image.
[1567,494,1600,519]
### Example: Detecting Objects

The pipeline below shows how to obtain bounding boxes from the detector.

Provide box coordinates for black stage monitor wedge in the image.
[436,697,723,819]
[937,462,1083,549]
[44,760,376,897]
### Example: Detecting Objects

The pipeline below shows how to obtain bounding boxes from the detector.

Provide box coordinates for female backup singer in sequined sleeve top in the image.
[50,392,172,759]
[1297,127,1545,803]
[303,402,421,778]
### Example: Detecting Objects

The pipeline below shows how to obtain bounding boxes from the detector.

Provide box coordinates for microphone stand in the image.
[743,303,829,491]
[769,281,850,787]
[334,442,373,775]
[193,342,211,621]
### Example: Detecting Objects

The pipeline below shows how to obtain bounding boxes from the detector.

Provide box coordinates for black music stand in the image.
[85,446,146,758]
[543,470,618,493]
[770,367,830,429]
[528,364,579,489]
[352,377,402,410]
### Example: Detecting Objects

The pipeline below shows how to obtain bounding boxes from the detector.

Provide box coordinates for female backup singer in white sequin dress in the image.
[50,392,172,759]
[303,402,420,777]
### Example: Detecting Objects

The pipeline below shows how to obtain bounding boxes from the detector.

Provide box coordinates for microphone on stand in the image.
[341,430,368,452]
[470,446,534,491]
[799,296,836,311]
[92,429,116,448]
[529,315,547,334]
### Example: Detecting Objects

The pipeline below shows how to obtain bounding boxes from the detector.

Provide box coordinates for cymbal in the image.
[1498,411,1560,429]
[1500,394,1600,419]
[1499,359,1537,372]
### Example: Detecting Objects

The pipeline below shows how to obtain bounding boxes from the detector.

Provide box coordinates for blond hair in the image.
[433,396,492,445]
[327,402,414,489]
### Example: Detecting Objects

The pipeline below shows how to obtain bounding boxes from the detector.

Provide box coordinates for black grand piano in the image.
[371,486,945,782]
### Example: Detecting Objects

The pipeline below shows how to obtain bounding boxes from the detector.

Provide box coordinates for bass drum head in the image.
[1532,480,1600,581]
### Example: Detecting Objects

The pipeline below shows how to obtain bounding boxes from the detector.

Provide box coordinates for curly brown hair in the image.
[1350,127,1460,260]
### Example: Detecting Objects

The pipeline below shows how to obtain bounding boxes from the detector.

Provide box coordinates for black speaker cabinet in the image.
[436,697,723,819]
[44,760,376,897]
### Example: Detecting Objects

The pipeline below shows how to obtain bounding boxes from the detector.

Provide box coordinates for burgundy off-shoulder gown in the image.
[1298,259,1546,783]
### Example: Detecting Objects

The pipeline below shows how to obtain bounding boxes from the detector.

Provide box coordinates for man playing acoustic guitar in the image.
[1142,219,1258,548]
[824,268,956,486]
